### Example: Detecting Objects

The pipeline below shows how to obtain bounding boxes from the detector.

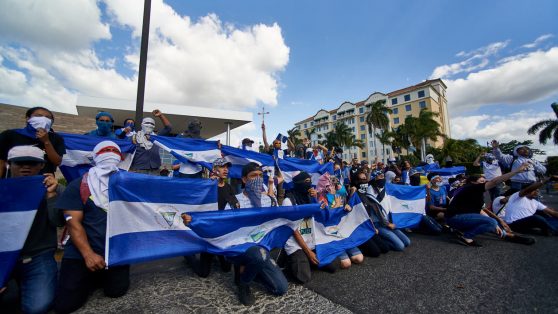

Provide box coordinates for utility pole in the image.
[134,0,152,130]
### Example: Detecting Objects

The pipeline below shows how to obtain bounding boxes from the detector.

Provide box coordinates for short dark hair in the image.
[26,106,54,121]
[123,118,134,125]
[465,175,481,184]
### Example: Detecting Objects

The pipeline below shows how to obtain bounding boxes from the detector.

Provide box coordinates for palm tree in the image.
[332,122,354,150]
[375,130,392,162]
[345,135,365,159]
[403,109,443,160]
[320,131,339,148]
[440,138,484,163]
[387,127,410,157]
[304,127,315,144]
[528,102,558,144]
[287,127,302,146]
[365,100,392,158]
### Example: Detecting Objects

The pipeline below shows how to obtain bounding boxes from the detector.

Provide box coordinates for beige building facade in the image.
[294,79,450,161]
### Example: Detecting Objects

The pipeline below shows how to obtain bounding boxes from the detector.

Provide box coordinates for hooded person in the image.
[129,110,173,175]
[178,119,203,139]
[54,141,130,313]
[86,112,117,139]
[492,141,546,190]
[176,119,206,178]
[0,106,66,177]
[115,118,135,139]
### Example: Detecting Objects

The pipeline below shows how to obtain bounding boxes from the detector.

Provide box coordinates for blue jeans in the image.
[378,228,411,251]
[226,246,288,296]
[447,214,498,239]
[10,251,57,314]
[337,247,362,260]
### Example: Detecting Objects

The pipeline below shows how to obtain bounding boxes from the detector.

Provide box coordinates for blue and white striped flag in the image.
[187,204,321,256]
[151,135,221,173]
[314,193,375,267]
[59,133,136,182]
[276,133,289,150]
[221,145,276,179]
[427,166,466,185]
[106,171,218,266]
[278,157,334,189]
[383,183,426,228]
[0,176,46,286]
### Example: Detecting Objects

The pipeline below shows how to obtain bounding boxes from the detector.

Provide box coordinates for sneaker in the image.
[456,236,482,247]
[238,284,255,306]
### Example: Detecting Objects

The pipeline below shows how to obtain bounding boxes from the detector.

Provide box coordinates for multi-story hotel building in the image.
[294,79,450,161]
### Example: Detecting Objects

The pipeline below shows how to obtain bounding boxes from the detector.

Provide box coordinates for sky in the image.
[1,0,558,157]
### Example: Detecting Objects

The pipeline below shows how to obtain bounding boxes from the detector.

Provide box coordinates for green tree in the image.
[375,130,392,161]
[386,127,411,157]
[528,102,558,145]
[287,127,302,146]
[403,109,443,159]
[320,131,339,148]
[345,135,365,159]
[365,100,392,158]
[498,140,545,156]
[304,128,315,141]
[439,138,484,163]
[332,122,354,150]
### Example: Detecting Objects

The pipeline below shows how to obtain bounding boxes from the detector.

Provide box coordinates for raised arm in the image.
[473,153,484,167]
[491,140,513,168]
[485,162,529,190]
[262,123,270,152]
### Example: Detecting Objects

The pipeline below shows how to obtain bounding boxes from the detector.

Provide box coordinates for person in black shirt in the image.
[0,107,65,178]
[447,162,529,246]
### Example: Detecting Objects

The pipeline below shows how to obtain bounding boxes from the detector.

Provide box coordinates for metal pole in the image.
[134,0,152,130]
[225,122,232,146]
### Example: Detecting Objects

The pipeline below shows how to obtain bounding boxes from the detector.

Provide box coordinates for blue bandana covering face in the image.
[96,120,113,136]
[245,176,264,208]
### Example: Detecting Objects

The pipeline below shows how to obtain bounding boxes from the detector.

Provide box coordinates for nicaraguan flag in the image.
[105,171,218,266]
[59,133,136,182]
[275,133,289,150]
[427,166,466,185]
[383,183,426,228]
[278,157,334,189]
[313,193,375,267]
[187,204,321,256]
[0,176,46,286]
[221,145,276,179]
[152,135,221,173]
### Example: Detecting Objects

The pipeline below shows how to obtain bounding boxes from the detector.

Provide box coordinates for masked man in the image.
[129,110,172,175]
[86,112,117,139]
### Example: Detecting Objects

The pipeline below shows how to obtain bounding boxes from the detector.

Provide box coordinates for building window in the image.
[418,90,425,98]
[391,98,398,105]
[359,107,364,114]
[393,108,399,114]
[361,134,365,140]
[360,116,364,122]
[419,101,426,109]
[360,125,365,131]
[352,127,355,132]
[404,94,411,102]
[405,104,412,111]
[394,117,400,124]
[333,115,336,121]
[386,148,390,155]
[304,123,307,128]
[311,122,314,126]
[362,152,366,158]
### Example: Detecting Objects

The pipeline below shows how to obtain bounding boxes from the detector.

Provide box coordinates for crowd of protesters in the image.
[1,107,558,312]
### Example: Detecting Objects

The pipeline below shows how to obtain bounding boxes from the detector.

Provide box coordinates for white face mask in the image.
[28,116,52,132]
[141,123,155,134]
[94,152,121,169]
[434,181,443,187]
[358,183,368,194]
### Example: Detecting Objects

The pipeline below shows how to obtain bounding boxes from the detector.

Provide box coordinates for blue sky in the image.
[1,0,557,155]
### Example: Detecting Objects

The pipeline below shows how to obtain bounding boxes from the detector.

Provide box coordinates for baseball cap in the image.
[213,157,232,168]
[7,145,45,163]
[242,162,262,177]
[242,138,254,145]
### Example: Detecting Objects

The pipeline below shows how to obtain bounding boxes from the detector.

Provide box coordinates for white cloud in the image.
[450,110,558,158]
[445,46,558,115]
[0,0,290,114]
[522,34,554,49]
[431,41,509,78]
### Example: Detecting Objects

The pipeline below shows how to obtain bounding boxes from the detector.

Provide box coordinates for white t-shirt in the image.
[482,161,502,181]
[284,217,316,255]
[491,196,507,218]
[504,192,547,223]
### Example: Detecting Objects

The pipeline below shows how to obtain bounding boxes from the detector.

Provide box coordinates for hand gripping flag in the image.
[383,183,426,228]
[313,193,375,267]
[187,204,321,256]
[278,157,334,189]
[0,176,46,286]
[59,133,136,182]
[220,144,276,179]
[105,171,218,266]
[151,135,221,174]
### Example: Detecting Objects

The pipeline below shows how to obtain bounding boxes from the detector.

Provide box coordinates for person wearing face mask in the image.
[282,172,341,283]
[177,119,203,139]
[426,174,449,220]
[129,110,172,175]
[114,118,135,139]
[183,162,289,306]
[474,151,504,202]
[0,106,66,178]
[86,112,117,139]
[0,146,64,314]
[446,162,530,247]
[54,141,130,313]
